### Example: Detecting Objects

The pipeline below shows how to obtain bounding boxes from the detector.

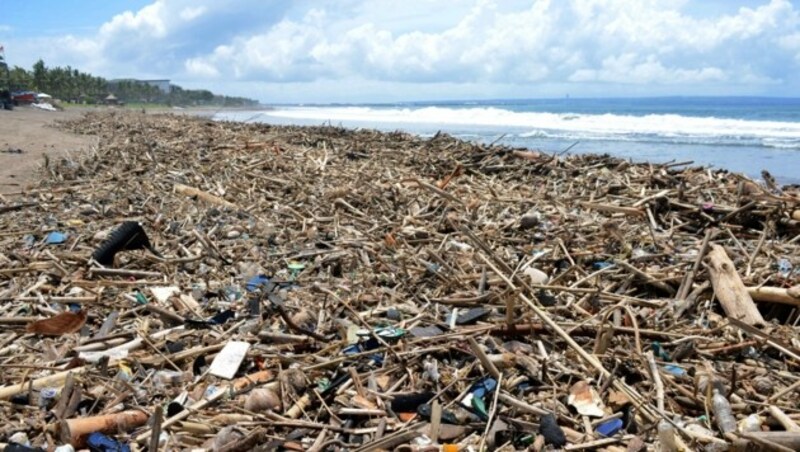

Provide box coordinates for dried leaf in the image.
[26,310,87,336]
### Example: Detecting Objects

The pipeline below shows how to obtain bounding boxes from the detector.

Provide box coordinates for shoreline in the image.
[215,103,800,186]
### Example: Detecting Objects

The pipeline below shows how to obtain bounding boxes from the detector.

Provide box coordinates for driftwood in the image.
[748,285,800,306]
[707,244,765,326]
[174,183,237,208]
[0,110,795,451]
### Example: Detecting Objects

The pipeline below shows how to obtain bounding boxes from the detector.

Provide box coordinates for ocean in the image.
[214,97,800,184]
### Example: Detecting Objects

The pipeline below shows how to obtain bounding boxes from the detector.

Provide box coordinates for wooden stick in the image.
[768,406,800,432]
[706,244,764,326]
[579,202,644,217]
[676,229,713,301]
[739,432,800,451]
[88,267,163,278]
[748,286,800,307]
[467,336,501,380]
[0,367,87,399]
[174,183,237,208]
[429,400,441,444]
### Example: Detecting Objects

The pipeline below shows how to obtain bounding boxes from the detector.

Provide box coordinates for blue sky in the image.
[1,0,799,102]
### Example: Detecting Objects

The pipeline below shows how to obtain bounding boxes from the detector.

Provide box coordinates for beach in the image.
[0,107,96,194]
[0,109,799,450]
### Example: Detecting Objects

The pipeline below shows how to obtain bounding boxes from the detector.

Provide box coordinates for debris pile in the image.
[0,111,798,451]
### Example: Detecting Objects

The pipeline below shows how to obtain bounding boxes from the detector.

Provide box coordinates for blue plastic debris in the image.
[777,258,793,278]
[463,377,498,418]
[45,231,68,245]
[592,261,613,270]
[86,432,131,452]
[5,444,45,452]
[471,377,497,399]
[596,418,624,437]
[663,364,687,376]
[246,274,270,292]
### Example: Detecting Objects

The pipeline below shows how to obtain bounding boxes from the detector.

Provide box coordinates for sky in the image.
[1,0,799,103]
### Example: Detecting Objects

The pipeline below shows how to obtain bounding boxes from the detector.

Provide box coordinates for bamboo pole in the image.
[60,410,149,446]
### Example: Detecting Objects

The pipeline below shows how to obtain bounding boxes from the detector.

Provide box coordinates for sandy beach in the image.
[0,106,237,194]
[0,107,97,194]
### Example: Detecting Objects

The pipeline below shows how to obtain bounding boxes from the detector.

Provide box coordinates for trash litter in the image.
[45,231,68,244]
[208,341,250,379]
[539,413,567,447]
[568,380,606,417]
[0,111,795,450]
[85,432,131,452]
[596,418,624,437]
[91,221,161,266]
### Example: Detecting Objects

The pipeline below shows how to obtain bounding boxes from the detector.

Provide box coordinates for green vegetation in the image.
[8,59,259,107]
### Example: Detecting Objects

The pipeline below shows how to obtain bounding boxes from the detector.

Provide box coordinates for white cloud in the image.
[180,6,207,21]
[99,1,168,39]
[184,0,800,90]
[569,54,727,84]
[4,0,800,100]
[0,25,11,33]
[185,57,219,77]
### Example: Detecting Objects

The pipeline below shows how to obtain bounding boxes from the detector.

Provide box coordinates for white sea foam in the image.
[257,106,800,149]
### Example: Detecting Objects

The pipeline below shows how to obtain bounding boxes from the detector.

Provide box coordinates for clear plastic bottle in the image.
[154,370,189,388]
[711,388,736,434]
[657,420,677,452]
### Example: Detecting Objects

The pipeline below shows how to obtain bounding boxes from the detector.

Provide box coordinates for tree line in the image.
[8,59,259,107]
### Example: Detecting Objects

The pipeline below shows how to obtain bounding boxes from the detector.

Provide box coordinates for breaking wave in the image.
[258,106,800,149]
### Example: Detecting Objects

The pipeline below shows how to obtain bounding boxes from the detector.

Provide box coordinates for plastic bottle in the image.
[738,413,763,433]
[657,420,677,452]
[710,388,736,434]
[154,370,188,388]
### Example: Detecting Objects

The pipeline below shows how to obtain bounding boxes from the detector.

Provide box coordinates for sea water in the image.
[215,97,800,184]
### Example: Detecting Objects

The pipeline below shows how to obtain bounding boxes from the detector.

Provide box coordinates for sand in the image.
[0,106,96,194]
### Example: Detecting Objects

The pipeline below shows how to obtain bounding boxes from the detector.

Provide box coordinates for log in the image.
[748,286,800,307]
[59,409,148,446]
[174,183,237,209]
[706,244,764,326]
